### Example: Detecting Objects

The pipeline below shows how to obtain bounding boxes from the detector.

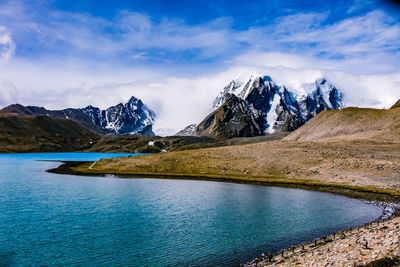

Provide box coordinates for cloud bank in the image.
[0,1,399,134]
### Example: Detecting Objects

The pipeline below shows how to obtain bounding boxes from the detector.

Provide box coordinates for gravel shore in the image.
[244,214,400,267]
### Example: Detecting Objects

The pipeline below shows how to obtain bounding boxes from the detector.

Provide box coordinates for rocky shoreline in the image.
[243,214,400,266]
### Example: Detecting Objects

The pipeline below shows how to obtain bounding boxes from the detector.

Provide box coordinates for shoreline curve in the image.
[47,160,400,266]
[48,160,400,204]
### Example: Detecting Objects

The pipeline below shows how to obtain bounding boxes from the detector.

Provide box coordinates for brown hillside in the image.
[0,114,99,153]
[285,107,400,142]
[391,99,400,109]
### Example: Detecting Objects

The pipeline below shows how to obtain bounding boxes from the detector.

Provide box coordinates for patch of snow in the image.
[174,124,197,136]
[212,79,244,109]
[239,73,259,100]
[316,79,334,108]
[264,93,282,134]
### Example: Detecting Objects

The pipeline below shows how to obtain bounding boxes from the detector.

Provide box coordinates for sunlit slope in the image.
[285,107,400,142]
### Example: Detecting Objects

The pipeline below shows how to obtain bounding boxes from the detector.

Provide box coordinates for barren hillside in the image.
[285,107,400,142]
[0,113,99,152]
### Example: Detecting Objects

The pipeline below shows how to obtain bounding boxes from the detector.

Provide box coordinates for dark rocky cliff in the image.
[195,94,262,138]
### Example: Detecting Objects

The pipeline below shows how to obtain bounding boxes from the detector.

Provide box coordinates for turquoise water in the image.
[0,153,382,266]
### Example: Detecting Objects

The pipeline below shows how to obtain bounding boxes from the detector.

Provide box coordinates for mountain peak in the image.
[263,75,273,82]
[127,96,140,103]
[98,96,155,135]
[84,105,98,110]
[206,74,344,136]
[175,124,197,136]
[316,78,327,85]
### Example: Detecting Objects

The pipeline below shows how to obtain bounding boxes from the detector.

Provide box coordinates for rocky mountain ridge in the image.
[196,75,344,138]
[195,94,263,138]
[1,96,155,135]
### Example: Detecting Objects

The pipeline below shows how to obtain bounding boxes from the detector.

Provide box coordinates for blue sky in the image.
[3,0,398,71]
[0,0,399,133]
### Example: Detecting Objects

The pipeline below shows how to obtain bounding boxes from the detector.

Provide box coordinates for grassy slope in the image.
[73,106,400,198]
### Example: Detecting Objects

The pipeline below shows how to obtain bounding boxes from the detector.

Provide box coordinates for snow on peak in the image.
[212,79,244,109]
[212,75,344,134]
[81,96,155,135]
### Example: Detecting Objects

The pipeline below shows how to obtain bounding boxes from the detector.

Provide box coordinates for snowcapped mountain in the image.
[297,78,344,121]
[80,96,155,135]
[175,124,198,136]
[2,96,155,135]
[210,75,344,135]
[212,79,244,109]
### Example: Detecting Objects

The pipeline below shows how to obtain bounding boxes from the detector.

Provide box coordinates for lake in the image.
[0,153,383,266]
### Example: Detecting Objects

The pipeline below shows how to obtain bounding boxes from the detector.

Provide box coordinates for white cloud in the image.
[229,50,400,109]
[0,51,399,135]
[326,71,400,108]
[233,51,323,70]
[0,80,19,107]
[0,4,232,59]
[0,26,15,64]
[237,10,400,74]
[0,2,399,135]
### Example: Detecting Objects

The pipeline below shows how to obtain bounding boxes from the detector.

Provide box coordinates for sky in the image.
[0,0,399,134]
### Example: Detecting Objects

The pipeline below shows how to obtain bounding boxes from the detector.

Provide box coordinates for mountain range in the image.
[1,96,155,135]
[193,75,344,138]
[0,74,345,141]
